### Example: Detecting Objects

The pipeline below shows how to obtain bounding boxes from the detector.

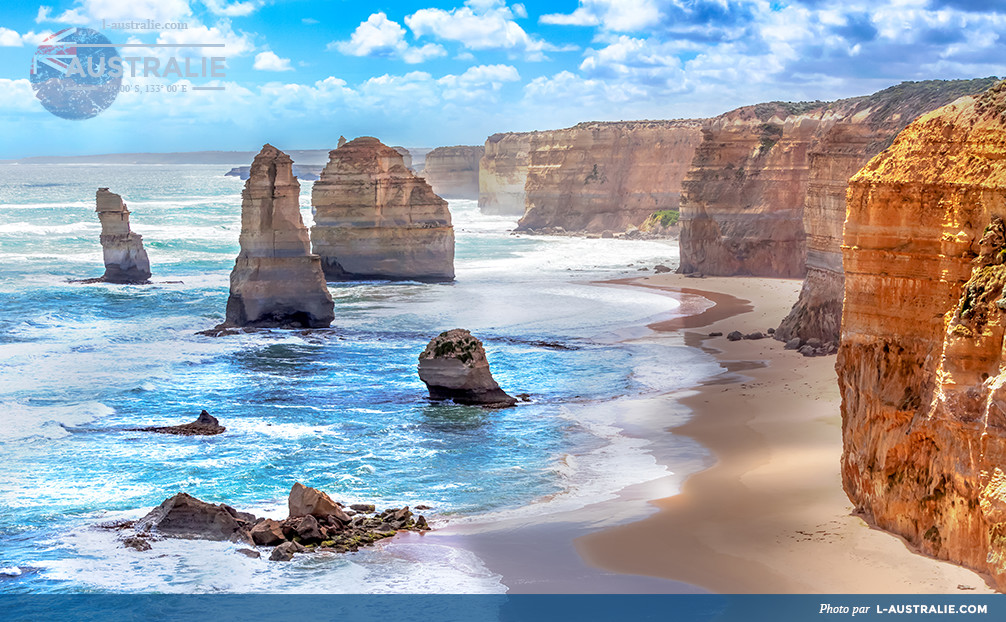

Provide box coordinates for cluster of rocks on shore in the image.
[713,328,837,357]
[111,483,430,561]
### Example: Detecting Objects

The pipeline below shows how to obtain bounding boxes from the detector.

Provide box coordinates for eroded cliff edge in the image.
[517,121,703,234]
[777,78,998,343]
[838,80,1006,588]
[420,145,483,199]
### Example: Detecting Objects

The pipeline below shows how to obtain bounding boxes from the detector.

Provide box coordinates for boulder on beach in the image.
[417,329,516,407]
[135,410,225,436]
[288,482,349,520]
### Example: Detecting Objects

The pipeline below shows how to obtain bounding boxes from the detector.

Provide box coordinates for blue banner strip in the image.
[0,594,1000,622]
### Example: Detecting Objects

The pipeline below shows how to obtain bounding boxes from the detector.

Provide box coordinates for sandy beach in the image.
[576,273,996,593]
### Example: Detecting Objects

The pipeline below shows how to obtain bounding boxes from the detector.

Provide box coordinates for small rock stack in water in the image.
[120,483,430,561]
[310,137,455,282]
[95,188,151,283]
[223,144,334,328]
[418,329,516,407]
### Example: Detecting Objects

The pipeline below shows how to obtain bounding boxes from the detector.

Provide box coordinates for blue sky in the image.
[0,0,1004,158]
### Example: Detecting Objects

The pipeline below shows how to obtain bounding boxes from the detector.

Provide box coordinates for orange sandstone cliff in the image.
[776,78,998,344]
[513,121,703,233]
[838,80,1006,588]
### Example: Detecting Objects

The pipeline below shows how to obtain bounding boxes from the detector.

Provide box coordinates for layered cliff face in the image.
[838,81,1006,588]
[420,145,483,199]
[777,78,999,344]
[95,187,151,283]
[310,137,455,282]
[479,132,536,216]
[678,102,825,277]
[517,121,703,233]
[224,144,334,328]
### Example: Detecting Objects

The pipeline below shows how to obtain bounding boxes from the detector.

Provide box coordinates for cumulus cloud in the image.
[0,28,53,47]
[36,0,193,24]
[202,0,262,17]
[156,21,255,57]
[253,50,293,71]
[0,79,40,112]
[331,12,446,64]
[406,0,574,60]
[540,0,661,31]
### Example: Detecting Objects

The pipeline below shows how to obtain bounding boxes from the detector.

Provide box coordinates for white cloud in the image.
[540,0,660,31]
[37,0,193,24]
[202,0,261,17]
[0,28,53,47]
[156,21,255,57]
[0,79,39,112]
[302,17,319,25]
[405,0,572,60]
[332,12,446,64]
[253,50,293,71]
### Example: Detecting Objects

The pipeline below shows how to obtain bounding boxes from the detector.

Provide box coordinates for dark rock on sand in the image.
[727,331,743,341]
[654,264,672,273]
[744,332,765,340]
[784,337,801,350]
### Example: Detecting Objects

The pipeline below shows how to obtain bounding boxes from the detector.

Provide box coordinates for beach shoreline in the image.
[575,273,996,593]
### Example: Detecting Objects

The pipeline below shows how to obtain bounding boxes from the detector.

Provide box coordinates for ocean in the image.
[0,163,720,593]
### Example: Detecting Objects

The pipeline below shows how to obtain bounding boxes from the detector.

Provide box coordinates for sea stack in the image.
[310,137,455,281]
[223,144,334,328]
[95,188,151,283]
[838,81,1006,588]
[418,329,516,407]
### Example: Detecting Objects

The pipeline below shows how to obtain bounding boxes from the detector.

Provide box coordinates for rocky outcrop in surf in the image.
[95,188,151,283]
[115,484,431,560]
[517,121,703,234]
[776,78,998,345]
[838,80,1006,588]
[222,144,334,328]
[420,145,482,199]
[310,137,455,282]
[418,329,516,407]
[133,410,225,436]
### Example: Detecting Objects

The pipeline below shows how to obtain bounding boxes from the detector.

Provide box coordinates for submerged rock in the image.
[134,410,225,436]
[417,329,516,407]
[95,188,151,284]
[222,144,334,329]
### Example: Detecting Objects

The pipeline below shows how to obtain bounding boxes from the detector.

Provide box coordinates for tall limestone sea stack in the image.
[223,144,334,328]
[311,137,455,282]
[838,80,1006,588]
[95,188,151,283]
[775,78,998,344]
[517,121,703,233]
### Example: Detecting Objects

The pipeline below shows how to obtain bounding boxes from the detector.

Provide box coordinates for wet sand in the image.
[576,273,995,593]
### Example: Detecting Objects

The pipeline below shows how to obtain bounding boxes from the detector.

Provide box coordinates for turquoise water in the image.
[0,164,719,593]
